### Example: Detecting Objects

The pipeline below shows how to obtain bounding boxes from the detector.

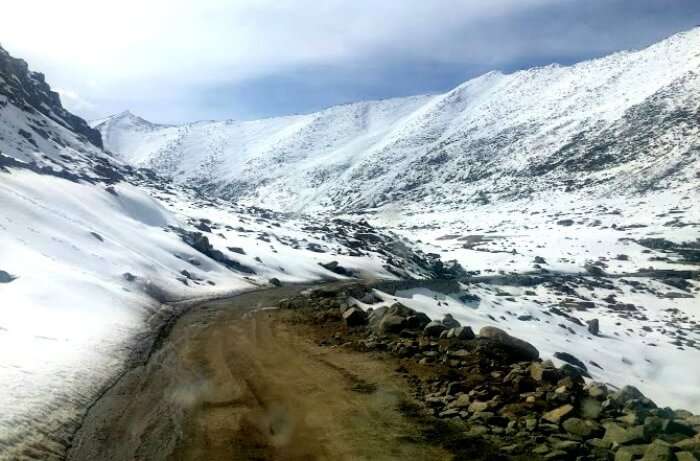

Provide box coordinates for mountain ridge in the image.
[93,27,700,212]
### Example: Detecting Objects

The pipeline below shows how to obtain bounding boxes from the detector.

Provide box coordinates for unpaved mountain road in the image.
[67,282,450,461]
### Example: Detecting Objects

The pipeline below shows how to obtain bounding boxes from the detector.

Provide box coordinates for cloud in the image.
[1,0,698,122]
[56,89,100,120]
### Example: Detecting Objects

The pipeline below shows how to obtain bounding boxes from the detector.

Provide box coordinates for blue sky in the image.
[3,0,699,123]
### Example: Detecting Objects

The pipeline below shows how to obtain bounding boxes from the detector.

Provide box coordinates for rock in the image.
[378,314,407,335]
[122,272,137,282]
[423,321,447,338]
[560,363,591,379]
[0,270,16,283]
[343,307,368,327]
[227,246,246,255]
[530,362,558,382]
[442,313,461,329]
[543,404,574,424]
[563,418,601,438]
[554,352,588,371]
[447,326,475,340]
[269,277,281,287]
[557,219,575,226]
[479,326,539,360]
[319,261,353,276]
[603,423,647,445]
[581,398,603,419]
[405,312,431,330]
[640,439,673,461]
[676,452,699,461]
[612,385,647,405]
[544,450,568,460]
[675,436,700,455]
[448,394,471,409]
[587,383,608,399]
[534,256,547,264]
[615,444,648,461]
[585,263,606,277]
[661,419,696,437]
[468,400,491,413]
[586,318,600,336]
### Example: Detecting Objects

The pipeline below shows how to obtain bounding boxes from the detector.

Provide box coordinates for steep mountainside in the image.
[95,28,700,212]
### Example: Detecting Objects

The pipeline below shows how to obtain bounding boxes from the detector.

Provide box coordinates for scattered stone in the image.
[530,361,558,382]
[640,439,673,461]
[449,326,475,340]
[442,313,460,329]
[479,326,539,360]
[269,277,281,287]
[676,452,699,461]
[379,314,407,334]
[587,318,600,335]
[543,404,574,424]
[342,307,368,327]
[615,444,648,461]
[554,351,588,371]
[405,312,431,330]
[563,417,600,438]
[581,398,603,419]
[603,423,646,445]
[0,270,17,283]
[423,320,447,338]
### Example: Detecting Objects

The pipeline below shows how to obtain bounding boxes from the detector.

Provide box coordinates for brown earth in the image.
[67,284,452,461]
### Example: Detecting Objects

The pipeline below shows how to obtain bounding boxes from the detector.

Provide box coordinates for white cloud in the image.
[0,0,694,122]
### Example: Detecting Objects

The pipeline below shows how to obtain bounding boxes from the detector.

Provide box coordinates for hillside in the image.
[95,28,700,212]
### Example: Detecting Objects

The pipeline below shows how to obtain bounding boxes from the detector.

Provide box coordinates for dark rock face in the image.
[0,46,102,148]
[0,270,17,283]
[174,228,256,274]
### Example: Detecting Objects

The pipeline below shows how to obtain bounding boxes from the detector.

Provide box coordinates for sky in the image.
[1,0,699,124]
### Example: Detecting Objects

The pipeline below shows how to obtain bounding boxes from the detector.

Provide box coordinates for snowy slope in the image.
[1,45,451,459]
[95,28,700,212]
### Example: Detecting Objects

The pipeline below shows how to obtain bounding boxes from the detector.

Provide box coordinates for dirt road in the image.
[67,283,450,461]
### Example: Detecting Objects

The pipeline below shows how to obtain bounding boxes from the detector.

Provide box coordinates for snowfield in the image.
[364,188,700,411]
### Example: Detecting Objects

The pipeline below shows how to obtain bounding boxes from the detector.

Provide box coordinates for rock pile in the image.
[279,285,700,461]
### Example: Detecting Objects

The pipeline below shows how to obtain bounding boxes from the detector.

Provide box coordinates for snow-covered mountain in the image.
[94,28,700,212]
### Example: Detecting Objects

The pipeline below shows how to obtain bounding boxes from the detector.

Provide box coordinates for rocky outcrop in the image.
[0,45,102,148]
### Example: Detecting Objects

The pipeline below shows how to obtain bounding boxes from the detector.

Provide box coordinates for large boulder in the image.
[442,313,461,329]
[479,326,539,360]
[423,321,447,338]
[343,307,368,327]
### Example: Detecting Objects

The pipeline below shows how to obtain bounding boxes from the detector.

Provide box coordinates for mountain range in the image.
[94,28,699,212]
